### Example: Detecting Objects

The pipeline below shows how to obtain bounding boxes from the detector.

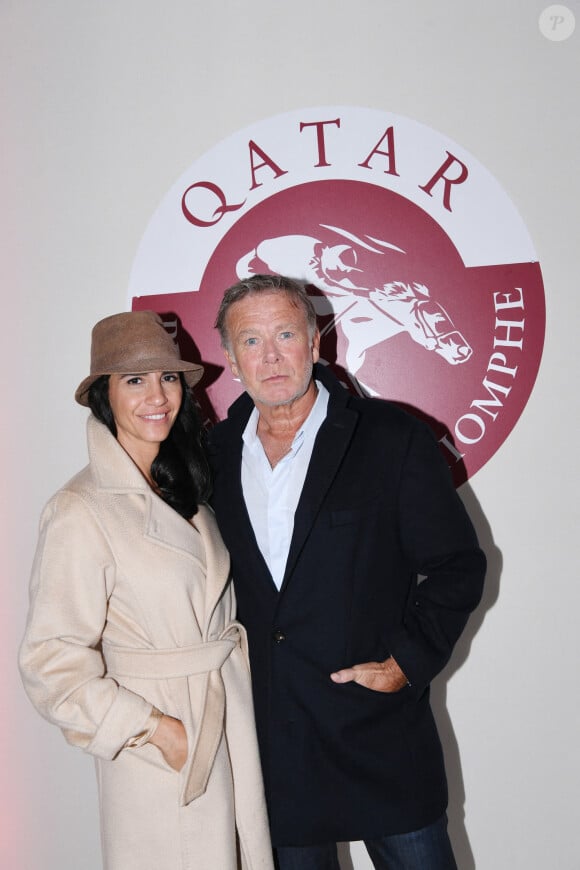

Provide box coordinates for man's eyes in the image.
[242,332,294,346]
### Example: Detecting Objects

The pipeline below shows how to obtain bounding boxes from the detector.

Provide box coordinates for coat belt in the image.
[102,621,248,805]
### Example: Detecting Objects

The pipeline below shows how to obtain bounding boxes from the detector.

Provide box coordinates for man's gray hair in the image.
[215,273,318,349]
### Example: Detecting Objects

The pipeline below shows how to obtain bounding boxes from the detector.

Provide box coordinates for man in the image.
[208,273,486,870]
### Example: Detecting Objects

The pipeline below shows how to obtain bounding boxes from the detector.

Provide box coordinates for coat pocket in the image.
[125,739,180,775]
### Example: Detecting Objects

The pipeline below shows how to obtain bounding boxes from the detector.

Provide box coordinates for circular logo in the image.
[129,107,545,485]
[539,5,576,41]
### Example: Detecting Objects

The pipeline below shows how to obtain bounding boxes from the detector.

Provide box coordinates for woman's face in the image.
[108,371,183,468]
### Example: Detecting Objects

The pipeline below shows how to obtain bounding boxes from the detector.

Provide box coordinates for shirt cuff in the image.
[124,706,163,748]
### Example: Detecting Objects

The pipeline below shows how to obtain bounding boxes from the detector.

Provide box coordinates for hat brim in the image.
[75,360,205,406]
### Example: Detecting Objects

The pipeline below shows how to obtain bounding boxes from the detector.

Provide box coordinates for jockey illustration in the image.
[236,226,472,385]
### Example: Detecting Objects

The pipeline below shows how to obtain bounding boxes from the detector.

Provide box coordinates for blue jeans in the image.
[275,815,457,870]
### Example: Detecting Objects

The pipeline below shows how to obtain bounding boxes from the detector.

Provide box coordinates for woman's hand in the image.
[148,714,188,771]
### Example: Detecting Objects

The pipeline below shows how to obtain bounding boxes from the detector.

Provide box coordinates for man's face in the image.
[223,291,320,410]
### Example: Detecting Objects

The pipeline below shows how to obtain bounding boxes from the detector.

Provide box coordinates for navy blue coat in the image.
[208,364,486,846]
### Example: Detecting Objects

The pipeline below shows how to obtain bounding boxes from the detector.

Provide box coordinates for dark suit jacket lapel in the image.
[281,400,358,592]
[211,399,279,597]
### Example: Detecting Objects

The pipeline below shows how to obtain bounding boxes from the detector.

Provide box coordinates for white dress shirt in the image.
[241,381,329,589]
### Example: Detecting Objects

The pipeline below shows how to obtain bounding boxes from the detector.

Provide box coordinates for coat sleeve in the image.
[388,421,487,693]
[19,491,154,759]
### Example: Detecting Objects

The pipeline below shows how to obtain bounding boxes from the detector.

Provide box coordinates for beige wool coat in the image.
[19,416,274,870]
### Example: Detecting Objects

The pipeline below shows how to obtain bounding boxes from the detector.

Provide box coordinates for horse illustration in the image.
[236,226,472,384]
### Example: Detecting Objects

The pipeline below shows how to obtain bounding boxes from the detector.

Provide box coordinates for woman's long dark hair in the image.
[88,374,211,520]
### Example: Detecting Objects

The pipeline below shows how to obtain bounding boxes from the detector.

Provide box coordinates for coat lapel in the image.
[193,504,232,635]
[87,415,203,564]
[209,401,279,597]
[281,403,358,591]
[142,494,205,562]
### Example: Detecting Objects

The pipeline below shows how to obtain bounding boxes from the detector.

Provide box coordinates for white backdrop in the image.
[2,2,578,868]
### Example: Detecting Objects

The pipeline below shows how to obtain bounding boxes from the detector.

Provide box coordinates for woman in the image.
[19,311,274,870]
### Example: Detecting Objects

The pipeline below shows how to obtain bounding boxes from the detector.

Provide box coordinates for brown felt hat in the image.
[75,310,204,406]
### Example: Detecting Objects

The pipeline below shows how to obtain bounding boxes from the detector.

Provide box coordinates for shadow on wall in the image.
[338,841,356,869]
[431,483,501,870]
